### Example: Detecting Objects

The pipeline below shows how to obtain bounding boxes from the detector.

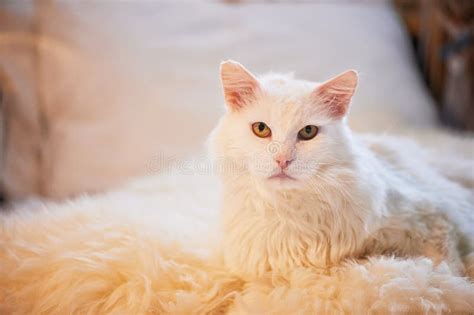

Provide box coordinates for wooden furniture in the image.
[396,0,474,130]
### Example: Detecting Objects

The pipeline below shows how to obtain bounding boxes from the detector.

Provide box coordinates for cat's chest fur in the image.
[220,178,376,278]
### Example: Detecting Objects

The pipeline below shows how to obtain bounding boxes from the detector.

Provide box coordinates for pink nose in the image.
[275,158,292,169]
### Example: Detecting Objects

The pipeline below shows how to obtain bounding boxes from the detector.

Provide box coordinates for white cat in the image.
[210,60,474,279]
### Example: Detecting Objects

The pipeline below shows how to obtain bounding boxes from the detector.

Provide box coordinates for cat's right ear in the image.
[220,60,260,111]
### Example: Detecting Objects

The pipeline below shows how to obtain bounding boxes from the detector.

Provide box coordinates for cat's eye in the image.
[298,125,319,140]
[251,122,271,138]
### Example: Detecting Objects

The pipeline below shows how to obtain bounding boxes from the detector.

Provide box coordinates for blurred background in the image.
[0,0,473,202]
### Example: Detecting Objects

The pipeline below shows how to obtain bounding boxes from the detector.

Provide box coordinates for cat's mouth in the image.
[269,172,295,180]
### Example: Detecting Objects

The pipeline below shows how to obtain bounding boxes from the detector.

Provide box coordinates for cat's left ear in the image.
[311,70,358,119]
[220,60,260,111]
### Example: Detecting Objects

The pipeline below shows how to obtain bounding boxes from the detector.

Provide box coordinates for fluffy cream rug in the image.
[1,166,473,314]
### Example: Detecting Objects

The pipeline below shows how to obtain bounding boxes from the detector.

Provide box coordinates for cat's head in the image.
[211,60,358,190]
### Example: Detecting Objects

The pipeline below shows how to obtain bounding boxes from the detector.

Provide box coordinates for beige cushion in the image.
[1,1,438,199]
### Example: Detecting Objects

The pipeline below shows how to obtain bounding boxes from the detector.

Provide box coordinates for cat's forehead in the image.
[258,73,317,97]
[254,74,319,117]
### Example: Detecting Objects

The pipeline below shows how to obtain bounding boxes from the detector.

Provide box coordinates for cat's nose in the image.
[275,157,293,170]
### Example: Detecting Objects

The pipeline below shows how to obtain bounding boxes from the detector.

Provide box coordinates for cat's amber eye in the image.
[298,125,319,140]
[251,122,271,138]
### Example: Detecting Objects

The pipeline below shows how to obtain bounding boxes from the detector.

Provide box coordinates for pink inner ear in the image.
[311,70,358,119]
[223,82,258,110]
[316,85,353,118]
[220,61,260,111]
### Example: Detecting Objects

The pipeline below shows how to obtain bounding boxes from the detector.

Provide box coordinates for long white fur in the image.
[212,60,474,279]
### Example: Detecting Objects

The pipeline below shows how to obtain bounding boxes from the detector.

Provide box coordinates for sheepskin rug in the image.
[1,141,474,314]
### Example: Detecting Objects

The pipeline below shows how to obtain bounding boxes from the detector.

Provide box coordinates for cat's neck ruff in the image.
[219,142,386,277]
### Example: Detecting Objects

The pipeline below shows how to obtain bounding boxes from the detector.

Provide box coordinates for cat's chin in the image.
[268,172,295,181]
[266,174,302,190]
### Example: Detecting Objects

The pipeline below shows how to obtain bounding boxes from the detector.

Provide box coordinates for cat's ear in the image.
[311,70,358,119]
[220,60,260,111]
